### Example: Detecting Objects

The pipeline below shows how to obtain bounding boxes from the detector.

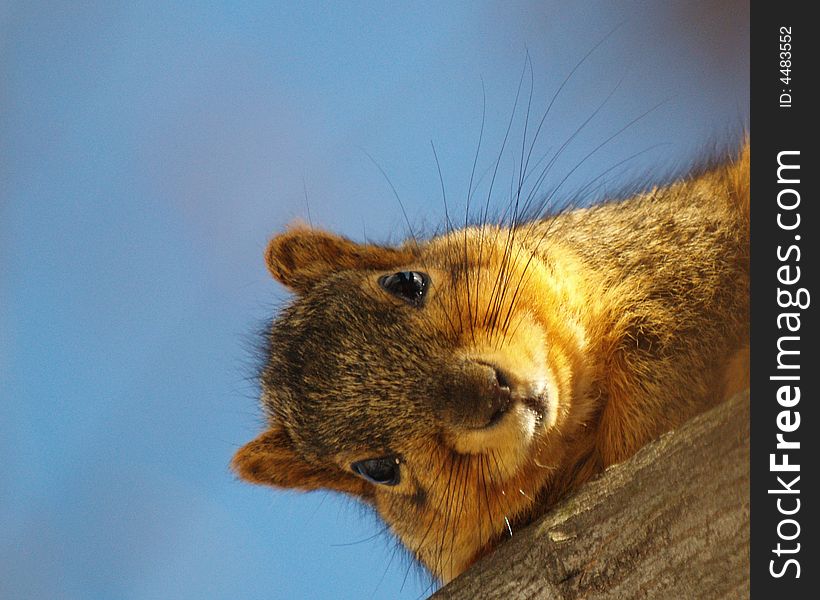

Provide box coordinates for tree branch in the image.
[432,391,750,599]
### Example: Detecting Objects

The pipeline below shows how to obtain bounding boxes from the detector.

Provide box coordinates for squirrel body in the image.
[233,142,749,583]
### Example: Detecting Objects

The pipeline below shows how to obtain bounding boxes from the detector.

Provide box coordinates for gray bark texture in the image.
[431,390,750,600]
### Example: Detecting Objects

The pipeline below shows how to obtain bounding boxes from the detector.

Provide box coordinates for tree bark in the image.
[431,390,750,600]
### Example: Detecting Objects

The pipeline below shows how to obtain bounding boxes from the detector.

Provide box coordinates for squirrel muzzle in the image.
[441,361,515,430]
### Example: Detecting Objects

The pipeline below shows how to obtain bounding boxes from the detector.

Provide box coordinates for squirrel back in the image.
[233,142,749,583]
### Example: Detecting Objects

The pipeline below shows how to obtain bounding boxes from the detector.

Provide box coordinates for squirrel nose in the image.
[484,366,513,426]
[444,362,514,429]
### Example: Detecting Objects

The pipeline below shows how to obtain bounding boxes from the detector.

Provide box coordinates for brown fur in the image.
[233,142,750,583]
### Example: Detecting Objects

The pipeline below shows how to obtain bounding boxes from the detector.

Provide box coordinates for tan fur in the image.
[233,142,750,583]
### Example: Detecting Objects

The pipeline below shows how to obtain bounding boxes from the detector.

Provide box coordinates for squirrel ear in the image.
[232,423,367,496]
[265,226,415,292]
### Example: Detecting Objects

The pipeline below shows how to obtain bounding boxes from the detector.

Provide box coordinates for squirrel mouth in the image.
[463,361,550,430]
[447,362,553,469]
[475,363,514,428]
[479,367,547,429]
[484,398,513,428]
[469,362,550,429]
[522,394,548,422]
[483,394,547,428]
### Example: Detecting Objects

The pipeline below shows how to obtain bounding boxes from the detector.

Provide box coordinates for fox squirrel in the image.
[232,142,750,584]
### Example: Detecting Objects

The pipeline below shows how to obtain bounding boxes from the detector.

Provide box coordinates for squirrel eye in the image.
[351,456,401,486]
[378,271,429,306]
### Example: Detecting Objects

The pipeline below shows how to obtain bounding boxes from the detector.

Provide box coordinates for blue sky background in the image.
[2,1,747,598]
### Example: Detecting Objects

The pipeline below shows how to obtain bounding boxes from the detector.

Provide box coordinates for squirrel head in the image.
[232,224,592,582]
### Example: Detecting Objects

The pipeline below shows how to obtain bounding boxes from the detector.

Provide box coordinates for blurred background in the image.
[2,1,747,598]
